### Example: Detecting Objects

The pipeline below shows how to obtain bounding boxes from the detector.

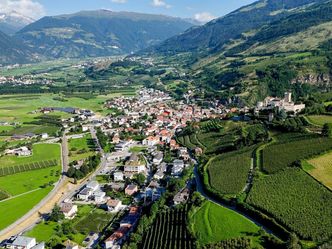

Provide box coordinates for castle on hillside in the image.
[255,91,306,114]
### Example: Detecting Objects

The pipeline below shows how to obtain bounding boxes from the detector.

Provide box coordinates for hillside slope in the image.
[146,0,327,56]
[0,31,36,65]
[189,0,332,105]
[15,10,195,58]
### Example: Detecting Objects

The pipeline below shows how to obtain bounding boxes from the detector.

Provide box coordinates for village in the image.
[0,88,306,249]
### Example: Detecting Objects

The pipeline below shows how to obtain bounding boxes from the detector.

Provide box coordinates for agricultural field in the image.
[0,187,52,231]
[0,166,61,196]
[207,147,254,195]
[0,92,134,124]
[0,159,58,177]
[0,143,61,168]
[68,134,96,162]
[262,136,332,174]
[306,152,332,190]
[1,125,60,136]
[190,201,260,246]
[246,168,332,242]
[307,115,332,126]
[141,205,195,249]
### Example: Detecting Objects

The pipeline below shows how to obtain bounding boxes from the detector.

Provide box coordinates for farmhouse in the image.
[5,146,32,157]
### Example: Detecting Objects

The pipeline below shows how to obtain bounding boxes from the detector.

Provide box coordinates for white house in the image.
[77,188,93,201]
[107,199,122,212]
[9,236,37,249]
[41,133,49,139]
[114,171,124,182]
[60,203,78,219]
[172,159,185,176]
[94,191,106,204]
[153,152,163,165]
[124,153,146,177]
[82,125,89,132]
[86,181,99,192]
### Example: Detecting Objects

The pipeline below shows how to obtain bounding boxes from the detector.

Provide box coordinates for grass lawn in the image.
[0,143,61,168]
[74,208,115,234]
[307,115,332,126]
[24,205,114,245]
[24,221,58,242]
[0,187,52,231]
[306,152,332,190]
[129,146,147,153]
[0,126,14,133]
[0,165,61,196]
[69,134,96,162]
[190,201,259,245]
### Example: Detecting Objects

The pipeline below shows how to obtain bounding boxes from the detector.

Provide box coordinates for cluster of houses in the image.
[105,206,141,249]
[0,75,52,86]
[77,181,106,204]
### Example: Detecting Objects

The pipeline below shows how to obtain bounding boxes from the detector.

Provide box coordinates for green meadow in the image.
[0,143,61,168]
[68,134,96,162]
[190,201,260,245]
[0,187,52,231]
[0,92,133,124]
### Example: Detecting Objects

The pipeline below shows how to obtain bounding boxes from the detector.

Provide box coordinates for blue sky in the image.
[0,0,256,21]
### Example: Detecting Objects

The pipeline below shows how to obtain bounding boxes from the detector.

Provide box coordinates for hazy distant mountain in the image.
[0,11,34,35]
[0,30,36,65]
[15,10,195,59]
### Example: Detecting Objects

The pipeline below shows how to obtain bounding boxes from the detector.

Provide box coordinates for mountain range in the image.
[142,0,332,105]
[14,10,195,59]
[0,11,34,35]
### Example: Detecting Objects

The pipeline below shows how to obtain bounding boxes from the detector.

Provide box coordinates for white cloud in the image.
[194,12,216,23]
[151,0,171,9]
[0,0,45,19]
[111,0,127,3]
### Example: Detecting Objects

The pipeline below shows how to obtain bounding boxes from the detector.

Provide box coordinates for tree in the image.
[133,173,146,186]
[322,123,332,137]
[286,233,302,249]
[49,205,64,222]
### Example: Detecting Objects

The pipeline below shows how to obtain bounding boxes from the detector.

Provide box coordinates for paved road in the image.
[0,141,69,241]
